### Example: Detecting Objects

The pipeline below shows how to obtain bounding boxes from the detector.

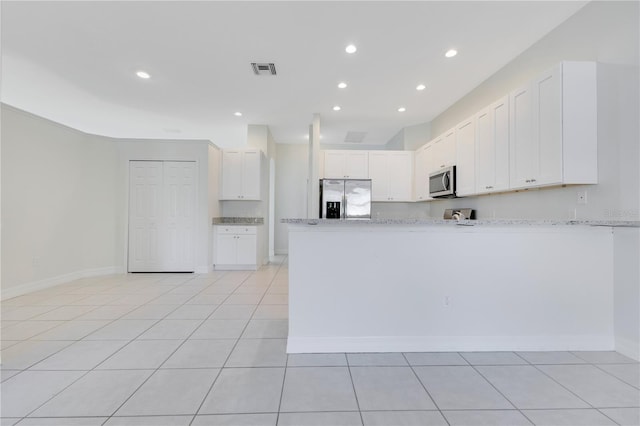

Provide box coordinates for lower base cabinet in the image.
[213,226,259,270]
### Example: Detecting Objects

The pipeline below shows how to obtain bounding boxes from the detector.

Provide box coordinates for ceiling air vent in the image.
[251,63,277,76]
[344,131,367,144]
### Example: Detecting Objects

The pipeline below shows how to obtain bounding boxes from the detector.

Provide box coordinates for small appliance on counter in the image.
[429,166,456,198]
[444,208,475,220]
[319,179,372,219]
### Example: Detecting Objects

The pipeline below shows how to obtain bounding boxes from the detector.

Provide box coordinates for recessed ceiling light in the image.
[136,70,151,79]
[445,49,458,58]
[234,112,242,117]
[333,106,341,111]
[345,44,357,54]
[416,84,426,91]
[338,82,348,89]
[398,107,406,112]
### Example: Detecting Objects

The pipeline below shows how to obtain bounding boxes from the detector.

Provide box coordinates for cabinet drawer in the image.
[215,226,257,235]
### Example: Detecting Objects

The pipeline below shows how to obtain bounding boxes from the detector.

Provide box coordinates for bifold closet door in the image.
[128,161,196,272]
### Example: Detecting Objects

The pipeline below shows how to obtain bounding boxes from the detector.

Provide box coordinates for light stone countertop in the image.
[281,218,640,227]
[213,217,264,225]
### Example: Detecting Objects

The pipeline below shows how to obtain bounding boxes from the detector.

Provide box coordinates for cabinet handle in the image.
[525,179,531,183]
[530,178,537,183]
[440,164,445,168]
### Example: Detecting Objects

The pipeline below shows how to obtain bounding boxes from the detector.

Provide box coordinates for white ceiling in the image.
[1,1,587,148]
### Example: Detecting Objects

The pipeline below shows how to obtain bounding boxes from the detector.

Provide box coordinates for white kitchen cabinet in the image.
[414,143,432,201]
[455,117,476,197]
[475,96,510,194]
[221,149,262,200]
[430,128,456,173]
[509,62,597,190]
[322,150,369,179]
[369,151,413,202]
[213,225,259,270]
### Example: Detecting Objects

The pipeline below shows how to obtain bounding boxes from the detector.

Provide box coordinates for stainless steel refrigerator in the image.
[319,179,372,219]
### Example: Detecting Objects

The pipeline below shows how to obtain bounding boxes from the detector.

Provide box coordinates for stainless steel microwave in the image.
[429,166,456,198]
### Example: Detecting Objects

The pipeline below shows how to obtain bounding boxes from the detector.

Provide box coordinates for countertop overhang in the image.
[282,218,639,227]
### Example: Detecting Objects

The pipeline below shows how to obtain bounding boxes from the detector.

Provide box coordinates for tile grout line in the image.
[345,351,366,426]
[188,260,285,425]
[401,352,450,426]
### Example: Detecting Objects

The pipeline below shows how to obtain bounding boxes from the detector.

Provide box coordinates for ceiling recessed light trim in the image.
[416,84,426,91]
[345,44,357,54]
[136,70,151,79]
[234,112,242,117]
[333,105,341,111]
[397,107,406,112]
[445,49,458,58]
[338,82,348,89]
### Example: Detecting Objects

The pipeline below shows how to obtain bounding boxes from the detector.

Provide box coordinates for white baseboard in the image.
[615,335,640,361]
[274,249,288,255]
[286,335,615,354]
[214,264,258,271]
[194,265,211,274]
[1,266,123,301]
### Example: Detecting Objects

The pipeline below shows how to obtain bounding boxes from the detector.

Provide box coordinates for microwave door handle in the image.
[442,173,449,191]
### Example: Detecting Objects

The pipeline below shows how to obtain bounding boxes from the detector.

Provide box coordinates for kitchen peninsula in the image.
[283,218,639,357]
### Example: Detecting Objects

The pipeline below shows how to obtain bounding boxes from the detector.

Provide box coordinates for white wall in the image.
[428,1,639,222]
[275,144,308,254]
[1,105,120,298]
[208,144,221,269]
[115,138,212,273]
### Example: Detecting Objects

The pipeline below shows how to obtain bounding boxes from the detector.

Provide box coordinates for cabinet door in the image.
[476,96,510,194]
[455,118,475,197]
[534,65,563,186]
[387,152,413,201]
[368,152,389,201]
[221,151,243,199]
[441,128,456,168]
[236,234,257,265]
[241,150,261,200]
[414,144,431,201]
[215,233,238,265]
[344,151,369,178]
[509,84,536,189]
[323,151,346,178]
[475,106,495,193]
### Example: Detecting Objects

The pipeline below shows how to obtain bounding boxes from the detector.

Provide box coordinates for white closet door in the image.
[129,161,163,271]
[128,161,196,272]
[164,162,196,271]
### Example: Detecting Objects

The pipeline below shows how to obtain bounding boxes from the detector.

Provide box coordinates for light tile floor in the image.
[1,258,639,426]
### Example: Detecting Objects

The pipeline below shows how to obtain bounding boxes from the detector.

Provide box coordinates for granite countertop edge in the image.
[213,217,264,225]
[281,218,640,227]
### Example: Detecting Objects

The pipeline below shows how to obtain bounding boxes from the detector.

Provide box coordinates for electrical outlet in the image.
[577,191,588,205]
[444,296,451,307]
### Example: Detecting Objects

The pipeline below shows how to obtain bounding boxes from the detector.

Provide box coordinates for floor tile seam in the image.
[345,352,367,426]
[464,363,520,411]
[190,281,271,421]
[399,352,450,424]
[6,339,80,371]
[18,367,97,419]
[529,363,602,409]
[595,407,636,425]
[20,305,105,322]
[88,315,177,369]
[274,357,289,426]
[591,363,640,390]
[2,305,61,321]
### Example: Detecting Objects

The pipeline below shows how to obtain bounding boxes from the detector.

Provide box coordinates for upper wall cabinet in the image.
[509,62,597,190]
[323,150,369,179]
[414,143,432,201]
[430,128,456,173]
[475,96,510,195]
[369,151,414,202]
[455,117,476,197]
[220,149,262,200]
